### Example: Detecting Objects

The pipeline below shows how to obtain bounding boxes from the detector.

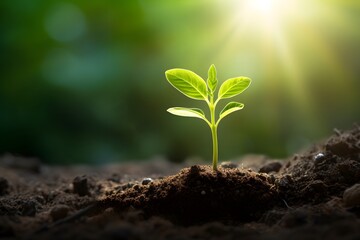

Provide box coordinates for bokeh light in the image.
[45,3,87,42]
[0,0,359,164]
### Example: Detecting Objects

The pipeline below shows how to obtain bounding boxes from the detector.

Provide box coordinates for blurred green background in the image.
[0,0,359,164]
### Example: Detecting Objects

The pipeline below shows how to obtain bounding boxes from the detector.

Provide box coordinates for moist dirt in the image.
[1,126,360,239]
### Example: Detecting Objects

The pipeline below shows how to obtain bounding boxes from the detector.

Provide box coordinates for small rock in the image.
[313,153,329,167]
[0,177,9,195]
[314,153,325,162]
[73,175,89,196]
[343,184,360,208]
[220,161,238,169]
[50,205,70,221]
[259,161,282,173]
[141,178,153,185]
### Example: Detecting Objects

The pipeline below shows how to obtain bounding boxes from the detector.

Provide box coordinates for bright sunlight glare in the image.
[238,0,302,31]
[216,0,357,141]
[246,0,274,15]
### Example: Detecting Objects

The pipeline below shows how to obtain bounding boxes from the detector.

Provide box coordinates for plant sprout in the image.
[165,64,251,171]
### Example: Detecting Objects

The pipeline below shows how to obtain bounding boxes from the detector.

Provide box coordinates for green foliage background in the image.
[0,0,359,164]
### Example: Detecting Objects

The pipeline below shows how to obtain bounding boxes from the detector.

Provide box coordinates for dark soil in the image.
[1,126,360,239]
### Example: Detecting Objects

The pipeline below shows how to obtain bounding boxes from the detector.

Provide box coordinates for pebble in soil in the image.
[277,127,360,204]
[343,184,360,208]
[73,175,90,196]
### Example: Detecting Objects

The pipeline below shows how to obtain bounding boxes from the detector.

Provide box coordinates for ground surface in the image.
[1,126,360,239]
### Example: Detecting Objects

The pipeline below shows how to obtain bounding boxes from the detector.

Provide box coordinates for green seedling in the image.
[165,64,251,171]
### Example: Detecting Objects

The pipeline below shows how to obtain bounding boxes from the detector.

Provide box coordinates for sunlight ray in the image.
[271,27,325,132]
[296,25,358,100]
[206,0,359,140]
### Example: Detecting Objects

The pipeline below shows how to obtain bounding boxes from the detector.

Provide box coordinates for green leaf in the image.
[218,77,251,100]
[219,102,244,122]
[167,107,207,120]
[207,64,218,93]
[165,69,208,100]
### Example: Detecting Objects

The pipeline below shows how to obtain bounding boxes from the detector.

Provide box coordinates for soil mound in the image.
[101,165,277,225]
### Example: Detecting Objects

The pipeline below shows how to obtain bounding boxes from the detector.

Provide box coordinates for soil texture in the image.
[0,126,360,239]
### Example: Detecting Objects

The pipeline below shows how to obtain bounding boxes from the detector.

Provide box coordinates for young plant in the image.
[165,64,251,171]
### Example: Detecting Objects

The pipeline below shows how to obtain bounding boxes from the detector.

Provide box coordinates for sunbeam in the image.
[209,0,360,140]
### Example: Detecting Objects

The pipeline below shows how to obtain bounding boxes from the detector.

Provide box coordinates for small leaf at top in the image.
[207,64,218,93]
[167,107,206,120]
[218,77,251,100]
[165,69,208,100]
[219,102,244,122]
